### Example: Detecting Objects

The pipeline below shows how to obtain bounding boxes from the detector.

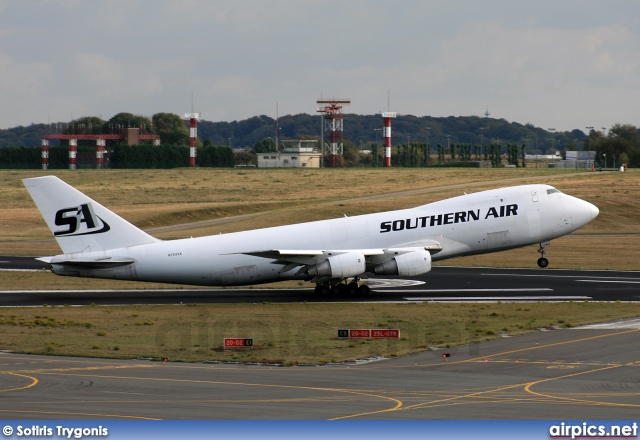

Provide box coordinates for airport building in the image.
[257,140,322,168]
[548,151,596,169]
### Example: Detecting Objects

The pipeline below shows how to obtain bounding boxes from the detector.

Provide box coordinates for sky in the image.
[1,0,639,132]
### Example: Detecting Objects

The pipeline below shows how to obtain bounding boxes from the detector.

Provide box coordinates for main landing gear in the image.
[315,277,371,295]
[537,242,550,268]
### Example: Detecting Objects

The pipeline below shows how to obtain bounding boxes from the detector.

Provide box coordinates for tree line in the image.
[0,143,234,169]
[2,111,639,168]
[0,112,594,154]
[585,124,640,168]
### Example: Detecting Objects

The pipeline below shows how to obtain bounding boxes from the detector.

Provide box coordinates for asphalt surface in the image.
[2,256,640,420]
[1,322,639,420]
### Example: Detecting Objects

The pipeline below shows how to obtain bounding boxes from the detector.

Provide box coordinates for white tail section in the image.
[23,176,159,254]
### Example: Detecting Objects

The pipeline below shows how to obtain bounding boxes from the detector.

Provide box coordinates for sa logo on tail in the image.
[54,203,111,236]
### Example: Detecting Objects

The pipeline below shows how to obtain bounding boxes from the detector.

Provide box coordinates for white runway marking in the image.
[405,296,591,302]
[376,288,553,293]
[485,273,640,281]
[576,280,640,284]
[573,318,640,329]
[365,279,426,288]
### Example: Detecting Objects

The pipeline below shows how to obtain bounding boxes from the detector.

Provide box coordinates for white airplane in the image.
[23,176,598,295]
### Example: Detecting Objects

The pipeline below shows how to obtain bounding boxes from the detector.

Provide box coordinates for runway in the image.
[2,255,640,305]
[1,323,639,420]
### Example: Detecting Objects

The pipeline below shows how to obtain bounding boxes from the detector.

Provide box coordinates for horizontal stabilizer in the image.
[39,255,135,269]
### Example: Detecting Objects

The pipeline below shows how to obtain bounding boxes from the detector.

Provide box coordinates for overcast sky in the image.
[1,0,639,132]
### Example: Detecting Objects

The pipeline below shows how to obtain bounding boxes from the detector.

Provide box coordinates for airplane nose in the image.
[589,202,599,221]
[572,198,599,227]
[561,195,598,230]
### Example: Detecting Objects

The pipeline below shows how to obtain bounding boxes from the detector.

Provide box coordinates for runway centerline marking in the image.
[576,280,640,284]
[375,288,554,293]
[483,273,640,281]
[405,296,591,302]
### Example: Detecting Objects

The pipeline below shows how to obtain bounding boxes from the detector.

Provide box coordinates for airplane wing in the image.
[239,239,443,282]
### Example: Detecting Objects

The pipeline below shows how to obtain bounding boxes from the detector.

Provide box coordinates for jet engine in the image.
[373,249,431,276]
[308,251,366,278]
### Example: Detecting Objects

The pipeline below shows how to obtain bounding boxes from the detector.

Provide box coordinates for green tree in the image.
[234,147,256,167]
[608,124,640,149]
[65,116,105,135]
[64,116,105,147]
[105,113,154,134]
[152,113,190,145]
[370,142,379,167]
[597,137,633,168]
[253,137,276,153]
[342,140,360,167]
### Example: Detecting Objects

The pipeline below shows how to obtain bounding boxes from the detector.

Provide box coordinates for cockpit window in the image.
[547,188,560,195]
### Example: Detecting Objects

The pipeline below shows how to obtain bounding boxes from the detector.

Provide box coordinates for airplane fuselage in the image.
[46,184,598,286]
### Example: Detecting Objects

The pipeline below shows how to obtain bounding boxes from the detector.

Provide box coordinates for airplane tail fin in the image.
[23,176,160,254]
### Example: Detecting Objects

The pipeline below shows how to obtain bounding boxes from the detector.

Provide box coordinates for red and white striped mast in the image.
[41,139,49,170]
[185,112,200,167]
[382,112,396,167]
[96,138,105,169]
[316,99,350,167]
[69,138,77,170]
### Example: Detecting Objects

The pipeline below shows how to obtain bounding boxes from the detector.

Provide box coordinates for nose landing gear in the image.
[537,241,550,268]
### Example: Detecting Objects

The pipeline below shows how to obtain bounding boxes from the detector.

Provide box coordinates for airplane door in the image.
[487,230,510,249]
[212,265,257,285]
[527,210,542,239]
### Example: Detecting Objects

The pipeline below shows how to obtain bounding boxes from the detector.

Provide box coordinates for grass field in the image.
[2,301,639,365]
[1,167,639,363]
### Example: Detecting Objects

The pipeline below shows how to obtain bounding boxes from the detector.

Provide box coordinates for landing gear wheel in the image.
[359,284,371,295]
[315,284,330,295]
[332,284,346,295]
[537,241,550,268]
[347,282,359,295]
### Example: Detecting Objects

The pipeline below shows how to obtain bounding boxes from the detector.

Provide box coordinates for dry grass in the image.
[2,302,639,364]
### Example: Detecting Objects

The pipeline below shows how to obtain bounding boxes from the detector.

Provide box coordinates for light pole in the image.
[373,128,382,167]
[548,128,556,169]
[586,126,593,169]
[425,127,430,166]
[479,127,485,158]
